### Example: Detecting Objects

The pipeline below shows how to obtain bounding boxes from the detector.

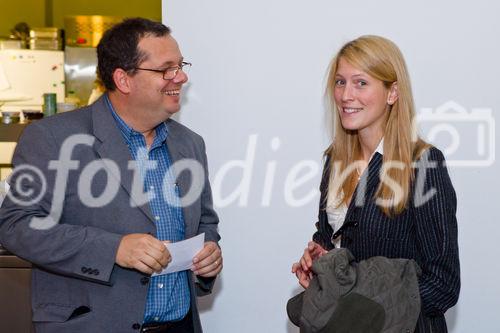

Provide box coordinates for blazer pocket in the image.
[32,304,91,323]
[32,269,91,323]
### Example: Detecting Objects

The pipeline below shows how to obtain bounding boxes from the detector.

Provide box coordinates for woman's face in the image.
[333,57,393,137]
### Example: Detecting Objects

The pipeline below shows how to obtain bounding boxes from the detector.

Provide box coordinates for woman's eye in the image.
[357,81,367,87]
[335,79,345,86]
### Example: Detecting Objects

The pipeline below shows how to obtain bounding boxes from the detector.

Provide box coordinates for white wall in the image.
[162,1,500,332]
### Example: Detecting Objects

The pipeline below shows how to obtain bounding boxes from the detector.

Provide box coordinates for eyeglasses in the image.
[134,61,192,80]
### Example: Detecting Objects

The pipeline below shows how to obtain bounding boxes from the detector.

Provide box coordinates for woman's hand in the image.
[291,241,327,288]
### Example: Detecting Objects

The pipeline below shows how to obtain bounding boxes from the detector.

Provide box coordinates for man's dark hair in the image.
[97,17,171,91]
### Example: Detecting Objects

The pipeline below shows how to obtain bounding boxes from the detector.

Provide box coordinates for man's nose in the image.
[172,70,188,84]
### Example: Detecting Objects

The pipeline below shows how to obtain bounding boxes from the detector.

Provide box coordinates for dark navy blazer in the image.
[313,147,460,333]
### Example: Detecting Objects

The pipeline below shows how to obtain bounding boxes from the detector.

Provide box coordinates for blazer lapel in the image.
[345,152,383,221]
[165,120,195,237]
[91,96,155,223]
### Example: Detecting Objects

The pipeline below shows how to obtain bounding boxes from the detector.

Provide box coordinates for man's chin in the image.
[158,107,181,122]
[167,106,181,116]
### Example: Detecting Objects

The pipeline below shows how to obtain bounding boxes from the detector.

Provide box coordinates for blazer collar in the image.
[164,118,189,161]
[92,95,190,158]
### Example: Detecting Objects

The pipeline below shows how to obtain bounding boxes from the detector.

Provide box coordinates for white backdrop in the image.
[162,1,500,332]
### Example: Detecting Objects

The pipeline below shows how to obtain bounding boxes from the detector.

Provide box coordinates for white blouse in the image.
[325,196,348,248]
[325,139,384,248]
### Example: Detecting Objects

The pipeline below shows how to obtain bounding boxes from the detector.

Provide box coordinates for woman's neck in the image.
[358,130,383,162]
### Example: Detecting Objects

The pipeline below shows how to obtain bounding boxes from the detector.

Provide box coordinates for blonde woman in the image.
[292,35,460,332]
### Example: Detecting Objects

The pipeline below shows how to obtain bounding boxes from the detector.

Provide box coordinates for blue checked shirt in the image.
[105,95,190,323]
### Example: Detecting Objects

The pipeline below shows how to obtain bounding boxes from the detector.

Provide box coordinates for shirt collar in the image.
[366,138,384,164]
[104,93,168,146]
[375,138,384,155]
[153,122,168,146]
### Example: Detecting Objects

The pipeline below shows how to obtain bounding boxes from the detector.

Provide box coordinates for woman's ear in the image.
[387,82,399,105]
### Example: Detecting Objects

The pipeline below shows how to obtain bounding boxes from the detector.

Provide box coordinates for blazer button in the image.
[140,277,150,285]
[81,267,88,273]
[132,323,141,330]
[93,269,100,276]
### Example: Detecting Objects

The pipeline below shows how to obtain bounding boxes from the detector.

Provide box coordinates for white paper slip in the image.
[152,233,205,276]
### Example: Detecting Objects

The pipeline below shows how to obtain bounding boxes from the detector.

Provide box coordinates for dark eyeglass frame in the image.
[134,61,192,80]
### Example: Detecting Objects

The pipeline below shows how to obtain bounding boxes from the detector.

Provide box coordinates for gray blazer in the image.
[0,96,220,332]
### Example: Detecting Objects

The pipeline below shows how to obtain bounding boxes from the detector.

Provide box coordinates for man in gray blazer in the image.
[0,18,221,333]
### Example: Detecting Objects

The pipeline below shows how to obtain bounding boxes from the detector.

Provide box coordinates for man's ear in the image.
[112,69,131,93]
[387,82,399,105]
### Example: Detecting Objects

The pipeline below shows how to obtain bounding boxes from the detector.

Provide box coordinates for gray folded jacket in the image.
[287,248,421,333]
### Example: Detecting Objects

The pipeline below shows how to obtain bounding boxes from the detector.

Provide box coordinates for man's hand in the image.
[115,234,171,275]
[192,241,222,278]
[291,241,327,288]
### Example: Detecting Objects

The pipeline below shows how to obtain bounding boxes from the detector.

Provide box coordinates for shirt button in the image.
[158,283,164,289]
[149,185,154,190]
[154,317,160,321]
[155,216,160,221]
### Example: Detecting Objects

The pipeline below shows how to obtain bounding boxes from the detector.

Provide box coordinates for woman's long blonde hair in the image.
[325,35,429,216]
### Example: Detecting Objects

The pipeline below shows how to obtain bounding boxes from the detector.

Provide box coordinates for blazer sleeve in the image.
[195,138,220,244]
[194,137,221,294]
[0,122,122,285]
[412,147,460,316]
